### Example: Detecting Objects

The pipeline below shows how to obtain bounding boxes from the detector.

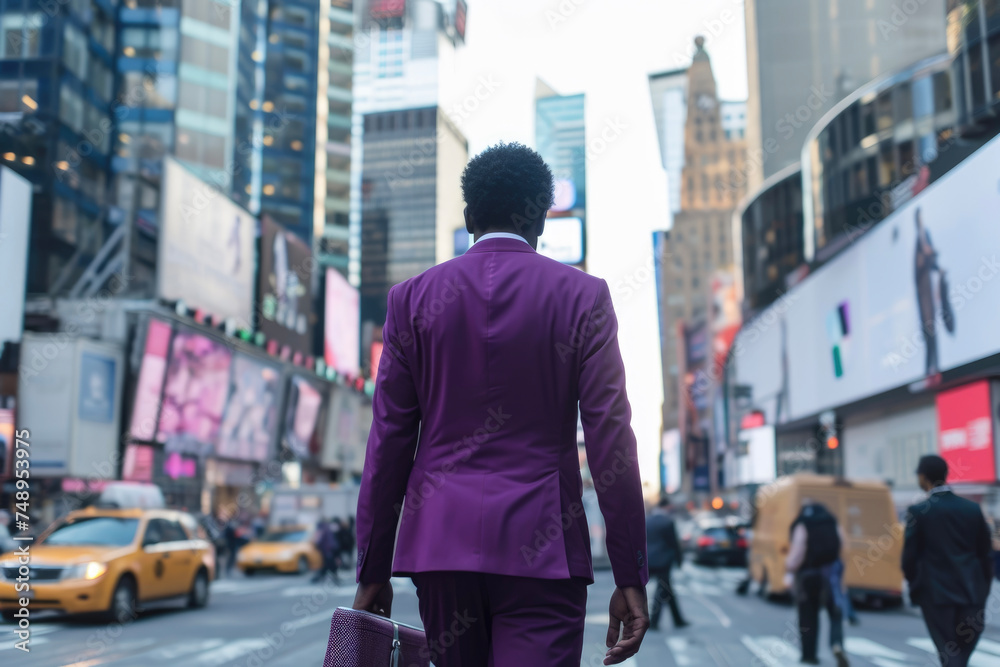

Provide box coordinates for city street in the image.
[6,564,1000,667]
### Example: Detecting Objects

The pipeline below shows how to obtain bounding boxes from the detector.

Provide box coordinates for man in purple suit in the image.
[352,142,650,666]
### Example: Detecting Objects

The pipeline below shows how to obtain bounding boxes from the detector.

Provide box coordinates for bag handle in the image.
[390,621,401,667]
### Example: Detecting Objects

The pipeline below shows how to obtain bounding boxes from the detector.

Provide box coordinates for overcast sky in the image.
[443,0,750,491]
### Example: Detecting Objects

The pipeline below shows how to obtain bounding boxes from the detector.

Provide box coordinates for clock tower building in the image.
[657,36,747,496]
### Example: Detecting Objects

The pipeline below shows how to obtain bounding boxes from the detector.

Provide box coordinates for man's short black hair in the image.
[916,454,948,485]
[461,142,554,234]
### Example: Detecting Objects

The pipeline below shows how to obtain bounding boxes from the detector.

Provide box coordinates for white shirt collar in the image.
[476,232,530,245]
[929,485,952,496]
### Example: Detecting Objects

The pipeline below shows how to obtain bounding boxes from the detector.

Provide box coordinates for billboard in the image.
[122,444,155,482]
[217,354,281,461]
[661,429,681,495]
[325,268,360,376]
[157,330,233,455]
[370,342,384,382]
[129,319,172,441]
[284,376,324,459]
[734,134,1000,423]
[78,353,116,423]
[158,158,256,327]
[936,381,995,484]
[258,216,314,354]
[321,385,369,472]
[539,217,584,265]
[370,0,405,19]
[0,166,32,346]
[454,0,467,40]
[730,426,777,486]
[0,407,14,479]
[17,335,124,477]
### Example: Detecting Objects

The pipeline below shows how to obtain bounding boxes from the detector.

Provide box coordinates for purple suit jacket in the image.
[355,237,649,588]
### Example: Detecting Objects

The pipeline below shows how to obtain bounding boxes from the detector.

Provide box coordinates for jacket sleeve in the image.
[901,505,921,585]
[355,285,422,584]
[578,280,649,588]
[977,510,994,588]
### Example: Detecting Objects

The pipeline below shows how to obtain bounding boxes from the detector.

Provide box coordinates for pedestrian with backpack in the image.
[785,499,849,667]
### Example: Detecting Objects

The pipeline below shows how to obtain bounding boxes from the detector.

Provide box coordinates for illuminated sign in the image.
[551,179,576,212]
[370,0,405,19]
[455,0,467,40]
[538,217,584,265]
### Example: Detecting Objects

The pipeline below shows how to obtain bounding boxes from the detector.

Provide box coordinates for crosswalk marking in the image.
[0,636,48,652]
[740,635,793,667]
[908,637,1000,667]
[844,636,909,660]
[187,638,270,666]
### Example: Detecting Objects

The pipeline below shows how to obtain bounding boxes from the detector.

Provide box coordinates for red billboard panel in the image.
[936,380,996,484]
[455,0,467,40]
[371,0,406,19]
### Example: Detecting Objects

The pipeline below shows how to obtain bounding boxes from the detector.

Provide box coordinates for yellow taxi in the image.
[0,507,215,622]
[237,526,321,575]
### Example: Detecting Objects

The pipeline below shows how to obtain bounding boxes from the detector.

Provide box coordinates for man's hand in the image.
[605,585,649,665]
[352,581,394,618]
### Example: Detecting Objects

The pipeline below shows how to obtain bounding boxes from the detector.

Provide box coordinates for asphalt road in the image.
[5,564,1000,666]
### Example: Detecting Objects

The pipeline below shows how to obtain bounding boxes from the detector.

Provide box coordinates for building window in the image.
[1,13,42,59]
[62,24,89,81]
[0,79,37,112]
[52,197,78,243]
[376,29,404,79]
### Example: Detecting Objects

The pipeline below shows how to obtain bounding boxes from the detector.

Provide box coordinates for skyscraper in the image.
[743,0,947,191]
[535,79,586,270]
[0,0,116,296]
[351,0,468,352]
[651,38,748,494]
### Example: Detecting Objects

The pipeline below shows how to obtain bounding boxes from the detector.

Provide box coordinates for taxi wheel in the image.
[244,569,256,577]
[2,611,16,624]
[188,569,210,609]
[107,577,137,623]
[296,556,309,575]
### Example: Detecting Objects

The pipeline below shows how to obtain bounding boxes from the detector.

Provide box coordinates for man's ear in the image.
[535,216,545,238]
[464,207,474,234]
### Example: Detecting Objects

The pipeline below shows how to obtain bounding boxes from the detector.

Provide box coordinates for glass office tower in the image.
[0,0,116,295]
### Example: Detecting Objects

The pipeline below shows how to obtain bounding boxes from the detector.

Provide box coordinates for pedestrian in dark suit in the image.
[646,498,689,630]
[903,455,993,667]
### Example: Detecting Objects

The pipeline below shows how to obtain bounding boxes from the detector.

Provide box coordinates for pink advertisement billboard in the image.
[284,376,324,459]
[129,319,172,441]
[156,331,233,454]
[324,268,360,376]
[217,354,281,461]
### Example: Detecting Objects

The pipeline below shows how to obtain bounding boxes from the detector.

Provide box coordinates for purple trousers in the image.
[411,571,589,667]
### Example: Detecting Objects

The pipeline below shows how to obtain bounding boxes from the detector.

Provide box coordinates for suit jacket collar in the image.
[465,237,537,255]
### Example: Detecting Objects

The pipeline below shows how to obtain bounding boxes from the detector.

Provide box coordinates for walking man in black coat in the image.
[903,455,993,667]
[646,497,689,630]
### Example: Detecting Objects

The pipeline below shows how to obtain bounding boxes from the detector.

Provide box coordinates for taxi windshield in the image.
[44,517,140,547]
[260,531,307,543]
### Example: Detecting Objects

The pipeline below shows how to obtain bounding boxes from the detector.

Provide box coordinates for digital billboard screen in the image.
[129,319,172,441]
[217,354,281,462]
[370,0,405,19]
[258,215,314,355]
[455,0,467,40]
[734,135,1000,423]
[157,330,233,455]
[284,376,324,459]
[324,268,361,376]
[158,158,256,328]
[538,217,584,265]
[936,381,995,484]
